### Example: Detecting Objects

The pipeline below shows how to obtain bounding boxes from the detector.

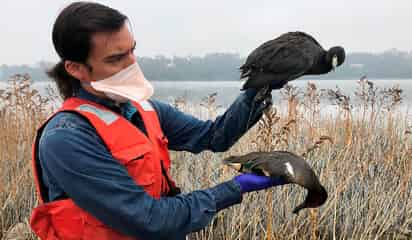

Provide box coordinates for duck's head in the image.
[292,185,328,214]
[327,46,345,71]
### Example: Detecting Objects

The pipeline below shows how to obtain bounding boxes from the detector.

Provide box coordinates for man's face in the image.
[85,23,136,82]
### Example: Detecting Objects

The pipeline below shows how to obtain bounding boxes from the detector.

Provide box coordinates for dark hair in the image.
[48,1,128,99]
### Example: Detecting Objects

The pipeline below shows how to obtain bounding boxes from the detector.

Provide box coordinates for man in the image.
[30,2,285,240]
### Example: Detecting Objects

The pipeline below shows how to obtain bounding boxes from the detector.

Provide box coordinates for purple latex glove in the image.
[233,173,286,194]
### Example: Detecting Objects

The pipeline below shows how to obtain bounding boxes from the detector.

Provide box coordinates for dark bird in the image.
[240,31,345,91]
[223,151,328,214]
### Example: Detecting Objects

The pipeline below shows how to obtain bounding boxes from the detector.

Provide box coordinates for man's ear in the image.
[64,60,89,82]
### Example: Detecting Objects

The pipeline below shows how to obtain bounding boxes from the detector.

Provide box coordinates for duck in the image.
[240,31,345,91]
[223,151,328,214]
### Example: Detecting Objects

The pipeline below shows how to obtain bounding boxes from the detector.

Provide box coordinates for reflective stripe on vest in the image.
[30,97,176,240]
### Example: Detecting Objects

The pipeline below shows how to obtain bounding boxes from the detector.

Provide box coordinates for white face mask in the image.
[89,62,154,103]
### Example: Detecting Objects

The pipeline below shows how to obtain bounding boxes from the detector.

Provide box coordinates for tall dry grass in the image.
[0,75,411,239]
[175,79,412,240]
[0,75,54,239]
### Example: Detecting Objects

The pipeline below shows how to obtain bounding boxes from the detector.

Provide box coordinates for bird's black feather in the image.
[240,31,345,90]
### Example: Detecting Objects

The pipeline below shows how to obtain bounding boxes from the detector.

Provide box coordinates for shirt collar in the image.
[76,87,125,113]
[76,88,138,121]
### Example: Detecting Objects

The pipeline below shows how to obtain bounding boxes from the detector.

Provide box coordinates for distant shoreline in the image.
[2,50,412,82]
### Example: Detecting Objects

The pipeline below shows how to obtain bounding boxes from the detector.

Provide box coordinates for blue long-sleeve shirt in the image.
[37,87,269,239]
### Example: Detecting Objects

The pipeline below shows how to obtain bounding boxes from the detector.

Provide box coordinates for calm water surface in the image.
[1,79,411,108]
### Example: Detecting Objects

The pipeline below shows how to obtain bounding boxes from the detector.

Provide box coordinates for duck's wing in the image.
[266,151,320,183]
[222,152,262,165]
[224,151,301,177]
[223,152,278,175]
[248,153,292,178]
[290,31,322,48]
[241,32,315,69]
[241,32,316,77]
[241,43,313,90]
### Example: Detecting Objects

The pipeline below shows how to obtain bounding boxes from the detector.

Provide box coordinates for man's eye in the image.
[108,56,123,63]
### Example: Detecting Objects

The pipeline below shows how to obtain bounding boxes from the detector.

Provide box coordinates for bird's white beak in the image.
[332,55,338,71]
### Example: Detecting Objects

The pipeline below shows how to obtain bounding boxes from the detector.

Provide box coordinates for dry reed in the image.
[1,75,411,240]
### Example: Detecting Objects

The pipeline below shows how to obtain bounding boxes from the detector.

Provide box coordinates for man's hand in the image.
[233,173,286,193]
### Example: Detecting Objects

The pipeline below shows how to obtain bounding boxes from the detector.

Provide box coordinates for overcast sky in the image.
[0,0,410,65]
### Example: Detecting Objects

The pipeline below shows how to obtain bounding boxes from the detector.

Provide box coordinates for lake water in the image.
[152,79,412,106]
[1,79,412,108]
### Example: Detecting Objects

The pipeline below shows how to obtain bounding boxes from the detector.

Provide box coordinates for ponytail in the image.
[47,61,80,100]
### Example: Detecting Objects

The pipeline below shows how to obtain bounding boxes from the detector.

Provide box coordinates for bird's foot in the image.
[254,86,273,114]
[254,85,271,102]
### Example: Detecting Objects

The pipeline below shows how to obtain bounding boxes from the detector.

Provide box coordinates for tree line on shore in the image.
[1,49,412,82]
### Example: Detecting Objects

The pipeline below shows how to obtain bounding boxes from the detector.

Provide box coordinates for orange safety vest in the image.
[30,97,180,240]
